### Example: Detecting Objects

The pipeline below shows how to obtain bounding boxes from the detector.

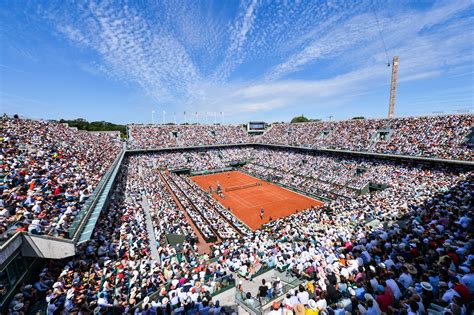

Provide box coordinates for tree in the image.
[352,116,365,120]
[291,115,310,123]
[59,118,127,137]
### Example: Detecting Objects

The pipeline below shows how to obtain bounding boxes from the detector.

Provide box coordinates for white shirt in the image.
[386,279,401,300]
[297,291,309,305]
[384,258,395,270]
[316,298,327,311]
[289,295,300,306]
[398,273,413,288]
[442,289,460,303]
[98,297,113,307]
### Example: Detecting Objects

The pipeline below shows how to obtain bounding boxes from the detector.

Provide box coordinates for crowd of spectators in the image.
[139,147,253,172]
[163,171,219,242]
[138,160,199,246]
[128,125,251,149]
[4,115,473,314]
[0,117,122,241]
[241,173,473,315]
[8,157,231,314]
[374,115,473,160]
[128,115,472,160]
[260,115,473,160]
[260,119,386,151]
[140,146,450,200]
[8,148,473,314]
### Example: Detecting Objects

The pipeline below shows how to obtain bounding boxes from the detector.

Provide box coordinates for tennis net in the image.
[225,182,260,192]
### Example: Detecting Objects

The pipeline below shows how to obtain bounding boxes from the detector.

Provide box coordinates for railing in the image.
[235,271,304,315]
[0,232,23,266]
[189,167,233,176]
[69,145,126,241]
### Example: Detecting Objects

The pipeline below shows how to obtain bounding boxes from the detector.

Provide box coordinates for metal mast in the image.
[388,56,399,118]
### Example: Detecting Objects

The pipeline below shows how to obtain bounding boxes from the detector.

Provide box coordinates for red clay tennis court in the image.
[190,171,323,230]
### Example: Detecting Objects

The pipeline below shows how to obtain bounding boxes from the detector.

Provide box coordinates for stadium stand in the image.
[259,115,473,160]
[128,124,251,149]
[1,114,473,314]
[0,117,122,241]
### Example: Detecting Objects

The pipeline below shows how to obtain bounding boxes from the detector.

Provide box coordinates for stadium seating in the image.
[128,124,251,149]
[0,117,122,241]
[4,115,473,314]
[128,115,473,160]
[260,115,473,160]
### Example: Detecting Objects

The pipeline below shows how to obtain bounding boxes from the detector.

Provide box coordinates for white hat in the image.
[52,282,62,289]
[13,303,24,311]
[421,282,433,291]
[308,299,317,311]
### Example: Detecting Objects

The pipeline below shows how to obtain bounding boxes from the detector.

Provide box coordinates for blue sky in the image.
[0,0,473,124]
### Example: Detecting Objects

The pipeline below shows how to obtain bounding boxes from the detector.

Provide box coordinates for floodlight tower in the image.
[388,56,399,119]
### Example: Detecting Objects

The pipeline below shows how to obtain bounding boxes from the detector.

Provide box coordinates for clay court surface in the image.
[190,171,323,230]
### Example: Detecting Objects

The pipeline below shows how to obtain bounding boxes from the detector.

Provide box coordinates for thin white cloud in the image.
[15,0,472,122]
[213,0,259,82]
[54,2,202,101]
[265,0,473,81]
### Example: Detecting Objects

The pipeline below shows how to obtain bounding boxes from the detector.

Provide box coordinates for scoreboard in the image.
[247,121,266,132]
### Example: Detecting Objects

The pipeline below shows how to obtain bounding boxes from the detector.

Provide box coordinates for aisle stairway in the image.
[141,194,161,262]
